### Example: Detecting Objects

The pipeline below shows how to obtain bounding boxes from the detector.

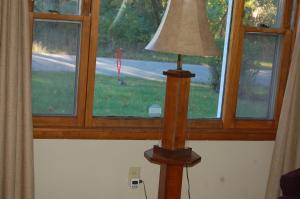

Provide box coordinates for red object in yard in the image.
[115,48,122,80]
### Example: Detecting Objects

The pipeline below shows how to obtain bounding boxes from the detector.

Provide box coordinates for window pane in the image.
[34,0,81,15]
[32,20,81,115]
[93,0,167,117]
[189,0,232,118]
[243,0,283,28]
[93,0,232,118]
[236,33,281,119]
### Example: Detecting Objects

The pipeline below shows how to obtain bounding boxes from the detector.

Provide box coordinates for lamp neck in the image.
[177,54,182,70]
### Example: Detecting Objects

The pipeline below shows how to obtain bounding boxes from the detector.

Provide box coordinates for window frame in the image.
[30,0,91,128]
[224,0,297,131]
[30,0,300,140]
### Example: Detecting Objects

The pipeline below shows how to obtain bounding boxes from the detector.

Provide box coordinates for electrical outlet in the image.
[128,167,140,188]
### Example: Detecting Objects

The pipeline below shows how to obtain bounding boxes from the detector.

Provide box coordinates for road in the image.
[32,53,211,83]
[32,53,271,85]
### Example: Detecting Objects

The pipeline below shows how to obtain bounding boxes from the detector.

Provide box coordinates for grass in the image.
[236,100,270,119]
[93,75,166,117]
[32,71,76,115]
[93,75,219,118]
[32,71,270,118]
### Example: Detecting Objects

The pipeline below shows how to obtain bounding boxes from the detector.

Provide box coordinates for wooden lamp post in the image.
[144,0,219,198]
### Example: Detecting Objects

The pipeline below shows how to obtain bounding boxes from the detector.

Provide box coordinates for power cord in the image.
[138,168,190,199]
[186,166,191,199]
[139,180,148,199]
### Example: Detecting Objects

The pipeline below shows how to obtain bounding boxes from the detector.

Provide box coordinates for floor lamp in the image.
[144,0,219,198]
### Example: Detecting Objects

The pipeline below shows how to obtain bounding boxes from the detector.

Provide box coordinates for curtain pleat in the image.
[265,17,300,199]
[0,0,34,199]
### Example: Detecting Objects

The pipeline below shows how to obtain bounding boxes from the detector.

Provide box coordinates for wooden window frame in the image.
[30,0,300,140]
[29,0,91,128]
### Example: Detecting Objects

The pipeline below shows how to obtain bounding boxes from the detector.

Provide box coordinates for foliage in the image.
[98,0,165,54]
[244,0,279,27]
[33,0,81,55]
[207,0,228,40]
[206,0,228,91]
[238,34,276,99]
[34,0,80,15]
[207,0,279,92]
[33,20,80,55]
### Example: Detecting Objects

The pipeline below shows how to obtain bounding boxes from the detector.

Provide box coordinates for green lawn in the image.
[93,75,219,118]
[93,75,166,117]
[32,71,269,118]
[32,71,76,115]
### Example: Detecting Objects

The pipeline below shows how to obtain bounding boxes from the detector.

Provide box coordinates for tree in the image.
[244,0,278,27]
[207,0,278,92]
[99,0,165,55]
[206,0,228,92]
[150,0,164,27]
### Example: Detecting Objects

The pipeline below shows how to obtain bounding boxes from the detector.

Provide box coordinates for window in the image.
[30,0,90,127]
[92,0,231,119]
[93,0,166,118]
[32,20,80,116]
[30,0,299,139]
[236,33,281,119]
[34,0,82,15]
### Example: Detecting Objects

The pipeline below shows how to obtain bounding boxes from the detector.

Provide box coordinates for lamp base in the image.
[144,69,198,199]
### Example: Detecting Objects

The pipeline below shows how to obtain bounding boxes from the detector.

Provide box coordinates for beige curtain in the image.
[265,18,300,199]
[0,0,34,199]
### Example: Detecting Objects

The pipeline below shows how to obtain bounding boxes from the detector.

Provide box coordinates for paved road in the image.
[32,53,211,83]
[32,53,271,85]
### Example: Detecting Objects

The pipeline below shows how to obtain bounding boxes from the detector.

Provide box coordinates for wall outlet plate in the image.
[128,167,140,188]
[129,178,140,189]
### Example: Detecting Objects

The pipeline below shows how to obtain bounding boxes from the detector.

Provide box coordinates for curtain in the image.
[265,17,300,199]
[0,0,34,199]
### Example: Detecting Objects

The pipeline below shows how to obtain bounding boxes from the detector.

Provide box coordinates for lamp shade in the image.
[145,0,219,57]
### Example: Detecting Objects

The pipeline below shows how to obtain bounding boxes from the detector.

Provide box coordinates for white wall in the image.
[34,140,274,199]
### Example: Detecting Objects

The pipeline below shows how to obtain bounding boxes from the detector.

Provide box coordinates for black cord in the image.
[186,166,191,199]
[139,180,148,199]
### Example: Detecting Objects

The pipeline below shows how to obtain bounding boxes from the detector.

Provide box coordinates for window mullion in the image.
[82,0,92,16]
[84,0,100,127]
[76,15,92,127]
[282,0,294,29]
[222,0,245,128]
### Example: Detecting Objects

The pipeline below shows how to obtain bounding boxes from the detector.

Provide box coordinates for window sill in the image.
[33,127,276,140]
